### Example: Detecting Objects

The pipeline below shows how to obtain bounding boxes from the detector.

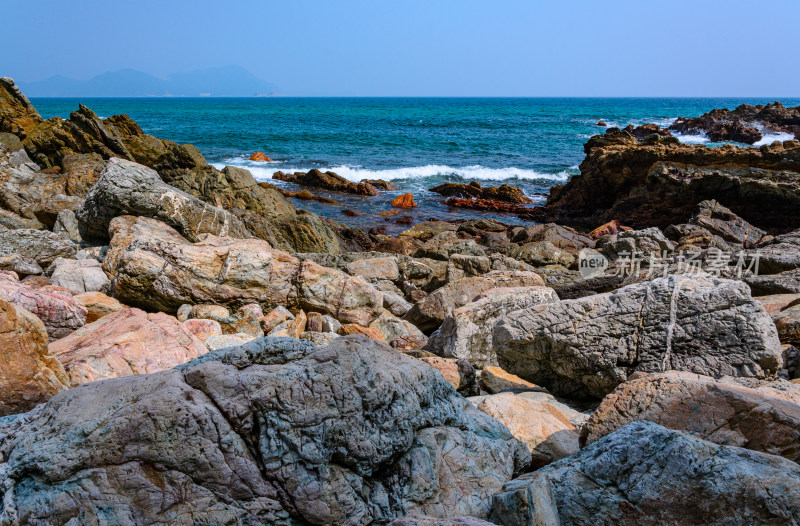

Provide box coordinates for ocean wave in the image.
[753,130,795,146]
[672,131,710,144]
[213,159,573,183]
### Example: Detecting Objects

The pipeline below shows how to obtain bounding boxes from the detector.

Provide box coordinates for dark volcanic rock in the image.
[274,169,380,196]
[622,123,673,140]
[669,101,800,144]
[0,336,529,524]
[491,421,800,526]
[445,198,532,214]
[431,182,532,204]
[529,131,800,232]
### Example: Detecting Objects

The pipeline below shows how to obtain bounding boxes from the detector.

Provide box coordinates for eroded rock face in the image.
[0,298,68,416]
[0,229,77,267]
[580,371,800,461]
[0,336,529,524]
[102,216,383,324]
[529,133,800,232]
[0,78,42,139]
[273,169,379,196]
[430,182,532,204]
[491,421,800,526]
[405,271,545,332]
[494,274,782,399]
[428,286,558,368]
[0,270,87,340]
[77,157,251,242]
[470,392,579,469]
[48,307,208,386]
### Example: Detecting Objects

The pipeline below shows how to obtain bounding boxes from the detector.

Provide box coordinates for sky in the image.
[2,0,799,97]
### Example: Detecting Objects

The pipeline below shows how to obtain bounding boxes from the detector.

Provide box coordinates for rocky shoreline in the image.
[2,77,800,524]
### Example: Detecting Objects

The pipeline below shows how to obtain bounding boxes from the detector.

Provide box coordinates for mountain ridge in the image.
[18,65,278,97]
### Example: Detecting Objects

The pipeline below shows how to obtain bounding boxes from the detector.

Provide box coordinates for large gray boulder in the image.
[427,286,559,368]
[491,421,800,526]
[76,157,251,242]
[0,229,76,266]
[494,274,782,399]
[0,336,529,525]
[404,271,545,332]
[101,215,383,324]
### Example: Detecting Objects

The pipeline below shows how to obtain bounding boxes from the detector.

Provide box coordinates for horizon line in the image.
[26,95,800,100]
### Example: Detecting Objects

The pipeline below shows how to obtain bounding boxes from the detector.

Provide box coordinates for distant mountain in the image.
[19,66,278,97]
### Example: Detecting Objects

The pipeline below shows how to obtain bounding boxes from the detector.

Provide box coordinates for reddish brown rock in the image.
[340,323,387,343]
[588,219,632,239]
[581,371,800,461]
[342,209,364,216]
[273,169,379,196]
[0,298,69,416]
[481,366,546,394]
[445,198,531,214]
[182,318,223,342]
[249,152,273,162]
[431,182,532,204]
[0,270,87,340]
[391,193,417,208]
[757,293,800,317]
[379,209,400,217]
[72,291,126,323]
[49,308,208,386]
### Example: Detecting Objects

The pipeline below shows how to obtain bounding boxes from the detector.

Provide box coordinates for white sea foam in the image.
[673,132,710,144]
[213,159,572,183]
[753,132,795,146]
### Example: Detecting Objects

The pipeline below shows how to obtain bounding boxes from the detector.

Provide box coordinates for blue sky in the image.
[2,0,798,96]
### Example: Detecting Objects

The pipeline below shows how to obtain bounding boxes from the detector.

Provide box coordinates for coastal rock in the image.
[668,103,800,144]
[580,371,800,461]
[757,293,800,316]
[416,356,479,396]
[588,219,632,239]
[480,366,545,394]
[76,157,251,242]
[510,223,592,252]
[0,254,42,277]
[775,305,800,344]
[53,209,82,242]
[183,318,224,342]
[391,193,417,208]
[273,169,379,196]
[0,229,77,266]
[399,221,458,240]
[530,133,800,232]
[102,216,384,324]
[47,257,109,294]
[494,274,782,399]
[249,151,272,161]
[261,305,294,333]
[430,182,532,204]
[747,268,800,295]
[72,291,125,322]
[0,77,43,139]
[388,516,496,526]
[340,323,387,343]
[491,421,800,526]
[445,198,531,214]
[0,336,529,524]
[49,307,208,386]
[346,256,401,282]
[511,241,575,267]
[470,392,579,468]
[205,333,254,350]
[369,311,428,349]
[404,271,545,332]
[362,179,398,191]
[751,228,800,274]
[428,286,559,368]
[0,270,87,340]
[690,199,766,247]
[0,298,69,416]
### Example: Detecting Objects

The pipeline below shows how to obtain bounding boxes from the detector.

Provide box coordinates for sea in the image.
[31,97,800,232]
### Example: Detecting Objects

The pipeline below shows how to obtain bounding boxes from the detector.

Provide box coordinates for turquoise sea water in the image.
[32,97,800,229]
